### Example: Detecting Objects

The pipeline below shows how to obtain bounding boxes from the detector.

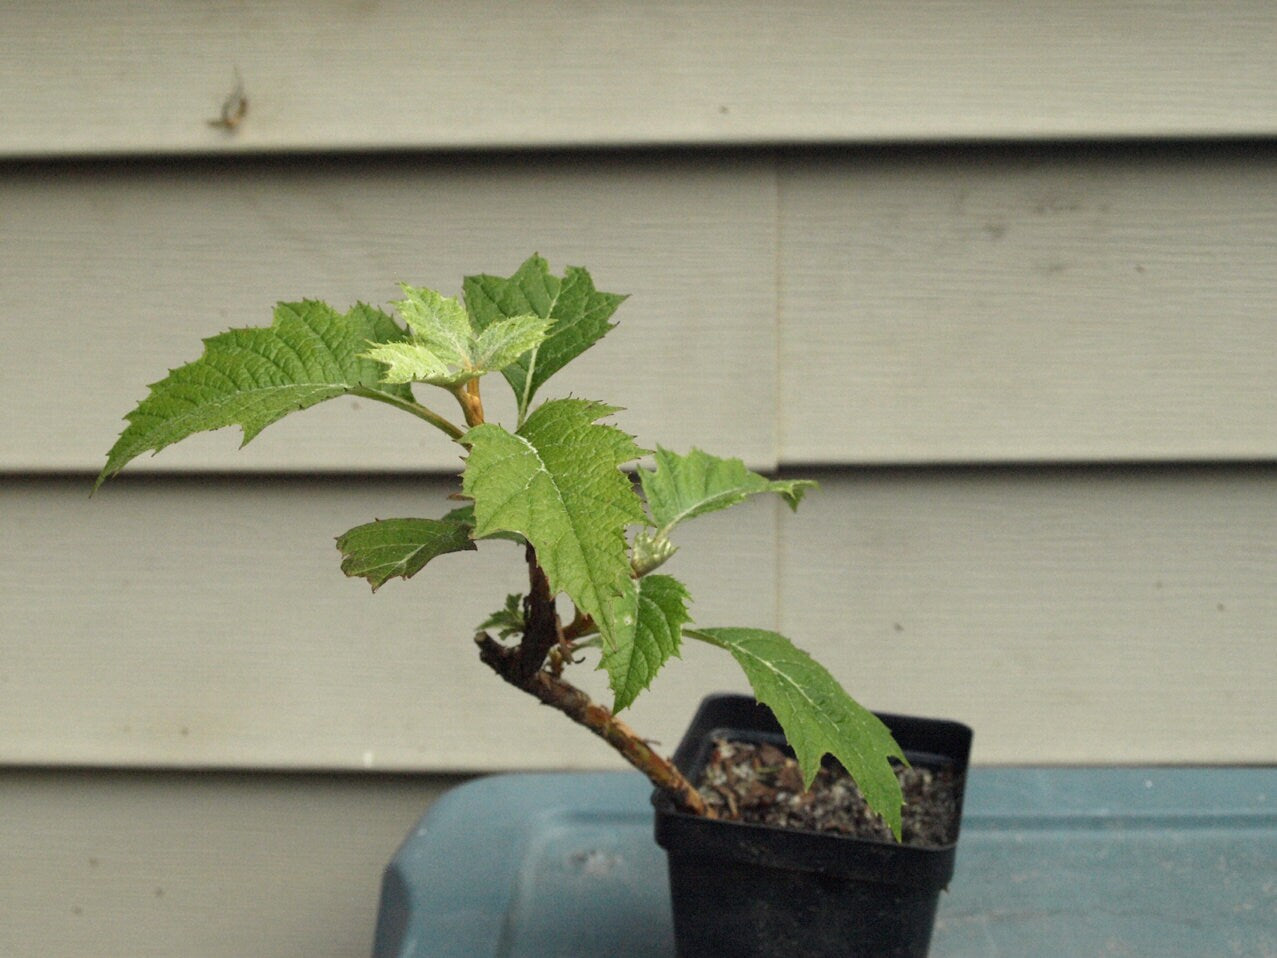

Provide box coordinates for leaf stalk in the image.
[352,386,465,441]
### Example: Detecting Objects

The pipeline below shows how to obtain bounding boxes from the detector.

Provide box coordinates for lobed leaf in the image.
[438,504,526,545]
[601,574,692,712]
[464,255,626,418]
[471,313,556,372]
[394,285,473,360]
[97,302,411,489]
[460,398,647,646]
[640,447,816,536]
[336,517,476,591]
[360,340,458,385]
[687,626,906,840]
[365,285,552,388]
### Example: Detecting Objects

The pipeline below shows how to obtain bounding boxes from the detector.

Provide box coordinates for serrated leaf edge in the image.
[685,626,906,839]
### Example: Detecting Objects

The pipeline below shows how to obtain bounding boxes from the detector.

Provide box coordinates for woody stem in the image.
[474,630,711,817]
[475,547,709,816]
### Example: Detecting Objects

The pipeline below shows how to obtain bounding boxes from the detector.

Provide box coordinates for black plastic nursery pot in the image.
[652,694,973,958]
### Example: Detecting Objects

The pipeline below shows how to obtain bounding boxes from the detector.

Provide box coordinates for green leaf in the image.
[601,574,691,712]
[461,398,647,646]
[473,313,558,372]
[97,301,412,489]
[363,284,552,388]
[359,340,457,385]
[686,627,907,840]
[464,255,626,419]
[439,504,526,545]
[394,285,472,361]
[478,593,525,639]
[336,517,476,590]
[641,447,817,536]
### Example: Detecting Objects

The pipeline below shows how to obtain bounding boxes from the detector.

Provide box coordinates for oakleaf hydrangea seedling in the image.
[97,255,907,836]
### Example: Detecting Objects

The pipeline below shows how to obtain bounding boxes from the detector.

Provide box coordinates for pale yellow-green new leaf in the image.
[472,313,556,373]
[360,340,456,384]
[394,285,472,360]
[363,284,551,387]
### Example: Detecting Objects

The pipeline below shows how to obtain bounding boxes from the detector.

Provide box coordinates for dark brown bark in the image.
[474,631,711,817]
[514,543,560,682]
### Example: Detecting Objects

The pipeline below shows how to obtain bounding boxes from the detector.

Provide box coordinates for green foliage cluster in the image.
[98,255,906,837]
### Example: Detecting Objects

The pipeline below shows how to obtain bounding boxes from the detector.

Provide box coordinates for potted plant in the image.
[96,255,971,957]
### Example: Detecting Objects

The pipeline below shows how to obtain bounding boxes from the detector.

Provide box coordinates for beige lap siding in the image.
[3,3,1274,955]
[3,1,1275,156]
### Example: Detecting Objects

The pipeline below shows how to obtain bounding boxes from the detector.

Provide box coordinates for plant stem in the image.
[474,546,710,816]
[515,543,559,681]
[560,609,597,643]
[474,631,711,817]
[453,378,486,428]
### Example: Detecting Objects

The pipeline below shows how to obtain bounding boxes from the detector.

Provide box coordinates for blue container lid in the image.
[374,766,1277,957]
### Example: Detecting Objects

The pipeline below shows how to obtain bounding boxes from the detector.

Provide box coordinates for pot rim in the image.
[652,693,973,887]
